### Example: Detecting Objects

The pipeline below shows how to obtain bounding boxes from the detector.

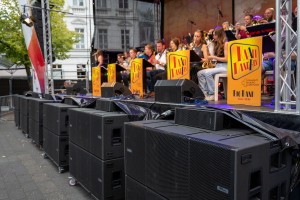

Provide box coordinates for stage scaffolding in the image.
[275,0,300,114]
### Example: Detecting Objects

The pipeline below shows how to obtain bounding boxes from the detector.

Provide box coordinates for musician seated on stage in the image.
[117,53,130,87]
[148,40,167,97]
[60,80,73,94]
[122,48,138,88]
[189,29,209,83]
[152,37,181,85]
[197,28,228,101]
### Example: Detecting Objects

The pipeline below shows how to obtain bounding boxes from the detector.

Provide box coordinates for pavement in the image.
[0,112,93,200]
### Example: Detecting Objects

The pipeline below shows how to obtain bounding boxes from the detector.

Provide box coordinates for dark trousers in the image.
[148,69,165,92]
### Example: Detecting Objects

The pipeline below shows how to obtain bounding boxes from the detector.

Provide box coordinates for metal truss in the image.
[41,0,54,94]
[275,0,300,114]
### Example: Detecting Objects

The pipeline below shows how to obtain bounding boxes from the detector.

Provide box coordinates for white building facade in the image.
[51,0,94,81]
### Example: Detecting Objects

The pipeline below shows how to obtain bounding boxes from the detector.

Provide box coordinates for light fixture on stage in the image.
[20,14,35,27]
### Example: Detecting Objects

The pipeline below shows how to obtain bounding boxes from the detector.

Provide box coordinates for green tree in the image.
[0,0,77,90]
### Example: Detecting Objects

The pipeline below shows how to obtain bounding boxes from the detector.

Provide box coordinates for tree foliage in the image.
[0,0,78,88]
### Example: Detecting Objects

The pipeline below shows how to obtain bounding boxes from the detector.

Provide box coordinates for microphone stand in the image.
[217,8,220,26]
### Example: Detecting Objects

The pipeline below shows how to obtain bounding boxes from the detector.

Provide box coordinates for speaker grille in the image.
[190,137,235,200]
[146,128,190,200]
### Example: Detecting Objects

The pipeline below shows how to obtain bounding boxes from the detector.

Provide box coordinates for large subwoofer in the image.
[101,82,132,97]
[154,79,204,103]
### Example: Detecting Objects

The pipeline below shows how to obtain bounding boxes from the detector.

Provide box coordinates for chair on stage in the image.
[214,73,227,101]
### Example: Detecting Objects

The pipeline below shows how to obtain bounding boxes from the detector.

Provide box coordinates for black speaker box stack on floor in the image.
[13,95,21,128]
[124,108,293,200]
[42,103,78,173]
[68,108,129,200]
[19,96,32,137]
[28,98,56,147]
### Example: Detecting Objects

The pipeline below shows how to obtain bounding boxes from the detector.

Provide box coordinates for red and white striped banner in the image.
[19,0,46,93]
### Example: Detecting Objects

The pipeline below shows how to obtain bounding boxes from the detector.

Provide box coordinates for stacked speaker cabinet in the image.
[43,103,78,173]
[95,98,121,112]
[124,109,293,200]
[13,95,21,128]
[28,98,55,146]
[19,96,32,137]
[68,108,129,200]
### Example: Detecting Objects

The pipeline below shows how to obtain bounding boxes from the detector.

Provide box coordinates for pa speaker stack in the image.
[42,103,78,173]
[154,79,205,103]
[68,107,128,200]
[124,107,293,200]
[19,95,32,137]
[28,98,56,147]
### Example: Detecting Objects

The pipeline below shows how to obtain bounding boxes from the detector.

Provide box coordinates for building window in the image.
[97,0,107,8]
[121,29,130,50]
[119,0,128,9]
[73,0,84,6]
[77,64,86,79]
[53,64,62,79]
[75,28,85,49]
[98,29,108,49]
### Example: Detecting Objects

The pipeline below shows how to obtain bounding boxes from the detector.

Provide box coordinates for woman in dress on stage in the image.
[197,27,228,101]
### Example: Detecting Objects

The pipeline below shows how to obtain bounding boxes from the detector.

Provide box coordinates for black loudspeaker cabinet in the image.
[28,118,43,146]
[13,95,20,127]
[96,98,121,112]
[125,120,292,200]
[175,107,235,131]
[68,108,106,152]
[126,175,167,200]
[69,142,125,200]
[19,96,31,134]
[90,111,128,160]
[101,82,132,97]
[189,132,292,200]
[28,98,55,122]
[125,120,178,186]
[43,103,78,136]
[43,128,69,170]
[154,79,204,103]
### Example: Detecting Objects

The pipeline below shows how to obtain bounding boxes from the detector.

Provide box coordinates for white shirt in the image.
[155,49,167,70]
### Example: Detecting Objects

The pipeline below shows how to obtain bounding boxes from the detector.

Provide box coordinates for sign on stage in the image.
[167,50,200,80]
[227,36,262,106]
[92,66,101,97]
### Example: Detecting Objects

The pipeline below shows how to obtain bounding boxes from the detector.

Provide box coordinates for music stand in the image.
[190,50,201,62]
[262,35,275,53]
[225,30,237,41]
[246,22,275,37]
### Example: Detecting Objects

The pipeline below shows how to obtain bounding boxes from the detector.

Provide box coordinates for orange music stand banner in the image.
[227,36,262,106]
[92,66,101,97]
[167,50,190,80]
[130,58,145,97]
[107,63,117,83]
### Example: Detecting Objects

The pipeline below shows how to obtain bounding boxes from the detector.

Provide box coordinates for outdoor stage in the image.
[69,93,298,132]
